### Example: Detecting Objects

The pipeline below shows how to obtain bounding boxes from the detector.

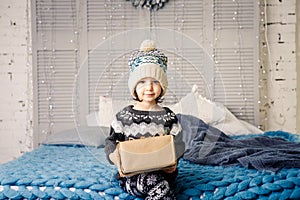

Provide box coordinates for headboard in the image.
[78,29,216,116]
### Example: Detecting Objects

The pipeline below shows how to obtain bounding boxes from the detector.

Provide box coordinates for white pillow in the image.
[42,126,110,147]
[86,112,99,126]
[95,92,223,127]
[213,105,255,135]
[87,86,262,135]
[94,85,221,127]
[97,96,132,127]
[171,85,262,135]
[169,85,225,125]
[239,120,263,134]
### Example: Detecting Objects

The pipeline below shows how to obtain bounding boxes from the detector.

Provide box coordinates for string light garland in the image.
[37,0,80,137]
[35,0,263,140]
[125,0,169,10]
[259,0,269,131]
[211,0,264,128]
[213,1,247,116]
[258,0,279,131]
[22,0,33,153]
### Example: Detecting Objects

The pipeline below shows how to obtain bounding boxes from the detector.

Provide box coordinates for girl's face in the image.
[135,77,162,104]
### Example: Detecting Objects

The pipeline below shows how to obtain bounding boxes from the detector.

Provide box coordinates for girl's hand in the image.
[163,164,177,173]
[109,149,120,167]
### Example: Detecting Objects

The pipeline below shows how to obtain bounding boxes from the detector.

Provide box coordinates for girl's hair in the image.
[132,90,164,103]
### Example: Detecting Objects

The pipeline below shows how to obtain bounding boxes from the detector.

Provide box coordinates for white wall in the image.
[0,0,33,164]
[259,0,297,133]
[0,0,298,164]
[296,0,300,133]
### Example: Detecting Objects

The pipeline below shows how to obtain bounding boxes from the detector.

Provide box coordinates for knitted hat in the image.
[128,40,168,99]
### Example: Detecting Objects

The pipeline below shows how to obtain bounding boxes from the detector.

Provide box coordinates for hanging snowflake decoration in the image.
[126,0,169,11]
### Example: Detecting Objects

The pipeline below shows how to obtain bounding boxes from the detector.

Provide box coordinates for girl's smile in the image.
[134,77,162,110]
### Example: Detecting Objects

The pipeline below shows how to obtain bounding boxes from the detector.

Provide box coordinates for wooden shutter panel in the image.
[214,48,256,123]
[33,0,259,145]
[34,0,79,144]
[212,0,259,125]
[36,49,78,143]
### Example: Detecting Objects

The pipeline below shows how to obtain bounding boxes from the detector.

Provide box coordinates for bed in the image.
[1,90,300,200]
[1,126,300,200]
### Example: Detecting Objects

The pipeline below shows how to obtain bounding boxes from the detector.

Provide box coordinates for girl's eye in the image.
[138,80,145,84]
[137,80,159,86]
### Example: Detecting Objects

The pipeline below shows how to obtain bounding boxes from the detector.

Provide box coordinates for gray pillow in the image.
[42,126,110,147]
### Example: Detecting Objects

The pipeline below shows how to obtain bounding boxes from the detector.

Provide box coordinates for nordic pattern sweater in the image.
[105,105,185,165]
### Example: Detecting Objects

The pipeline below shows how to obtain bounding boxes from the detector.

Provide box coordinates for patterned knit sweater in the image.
[105,105,185,165]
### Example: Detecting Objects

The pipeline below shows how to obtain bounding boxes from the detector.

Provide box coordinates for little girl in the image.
[105,40,185,200]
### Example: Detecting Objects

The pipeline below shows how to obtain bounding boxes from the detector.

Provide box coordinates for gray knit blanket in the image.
[177,114,300,172]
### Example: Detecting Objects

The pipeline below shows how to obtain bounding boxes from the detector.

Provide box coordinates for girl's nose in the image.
[145,82,153,90]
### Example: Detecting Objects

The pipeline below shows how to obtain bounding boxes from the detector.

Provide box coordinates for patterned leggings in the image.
[119,171,176,200]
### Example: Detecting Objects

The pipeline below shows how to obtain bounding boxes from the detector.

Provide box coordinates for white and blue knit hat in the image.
[128,40,168,98]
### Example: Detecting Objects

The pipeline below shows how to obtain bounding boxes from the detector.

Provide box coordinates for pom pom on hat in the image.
[140,39,156,52]
[128,39,168,99]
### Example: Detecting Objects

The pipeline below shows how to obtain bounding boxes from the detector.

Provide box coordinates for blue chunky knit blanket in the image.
[1,115,300,199]
[178,114,300,172]
[1,142,300,200]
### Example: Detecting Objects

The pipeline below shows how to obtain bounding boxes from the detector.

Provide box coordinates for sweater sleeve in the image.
[171,120,185,159]
[167,110,185,159]
[104,118,125,165]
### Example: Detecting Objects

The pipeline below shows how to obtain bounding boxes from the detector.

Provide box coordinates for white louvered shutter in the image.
[33,0,80,145]
[212,0,259,124]
[33,0,259,145]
